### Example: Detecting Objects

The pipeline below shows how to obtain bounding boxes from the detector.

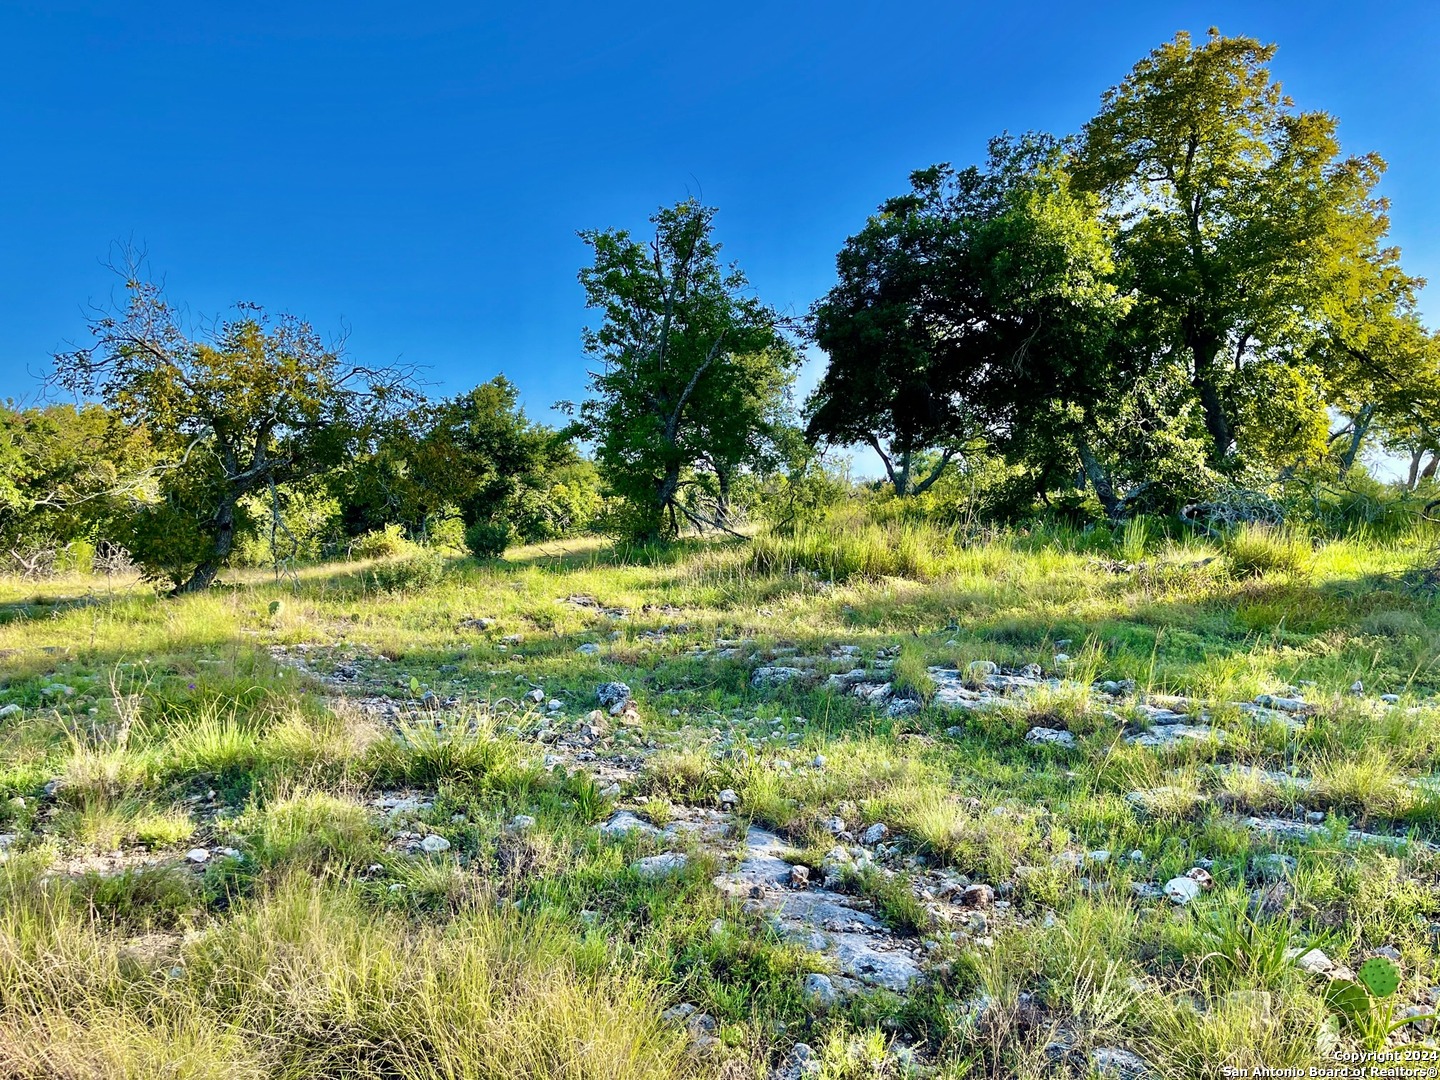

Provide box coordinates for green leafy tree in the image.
[571,199,797,539]
[805,165,982,497]
[56,262,415,592]
[808,137,1130,509]
[1076,29,1401,470]
[410,378,582,538]
[689,347,801,528]
[1373,330,1440,488]
[335,377,593,544]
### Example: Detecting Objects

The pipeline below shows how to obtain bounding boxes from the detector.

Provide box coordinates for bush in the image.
[120,461,250,588]
[425,506,467,552]
[464,520,511,560]
[352,523,413,559]
[52,541,97,575]
[369,549,447,592]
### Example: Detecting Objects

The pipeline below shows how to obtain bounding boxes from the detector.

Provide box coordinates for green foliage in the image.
[1194,905,1302,987]
[1358,957,1401,998]
[424,505,468,552]
[464,519,512,560]
[1326,955,1433,1050]
[121,458,253,590]
[0,402,155,571]
[352,523,414,559]
[1076,29,1407,475]
[365,715,521,787]
[572,199,800,539]
[807,134,1129,502]
[234,481,345,569]
[332,378,597,546]
[751,508,966,582]
[890,642,936,703]
[368,548,447,592]
[55,263,415,592]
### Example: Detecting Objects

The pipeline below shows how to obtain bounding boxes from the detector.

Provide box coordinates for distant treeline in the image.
[4,30,1437,590]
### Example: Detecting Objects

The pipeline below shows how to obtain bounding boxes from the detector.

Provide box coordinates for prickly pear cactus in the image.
[1358,956,1400,999]
[1326,978,1371,1018]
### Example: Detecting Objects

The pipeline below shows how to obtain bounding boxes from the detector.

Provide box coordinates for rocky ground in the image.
[5,534,1440,1078]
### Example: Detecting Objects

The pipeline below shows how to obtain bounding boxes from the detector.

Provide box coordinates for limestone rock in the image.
[1163,876,1200,905]
[802,973,838,1007]
[598,811,660,839]
[1026,727,1076,749]
[633,852,689,879]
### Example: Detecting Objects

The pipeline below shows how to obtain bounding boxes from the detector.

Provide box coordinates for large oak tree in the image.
[1076,29,1401,470]
[807,138,1131,505]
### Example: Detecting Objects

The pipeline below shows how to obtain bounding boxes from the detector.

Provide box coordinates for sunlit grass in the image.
[2,513,1440,1077]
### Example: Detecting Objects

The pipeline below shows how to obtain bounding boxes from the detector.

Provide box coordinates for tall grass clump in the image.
[0,875,694,1080]
[1116,516,1152,564]
[890,642,936,703]
[1223,524,1314,579]
[750,508,965,582]
[236,790,379,876]
[366,713,525,788]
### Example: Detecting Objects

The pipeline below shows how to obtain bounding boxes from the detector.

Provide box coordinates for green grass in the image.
[2,511,1440,1076]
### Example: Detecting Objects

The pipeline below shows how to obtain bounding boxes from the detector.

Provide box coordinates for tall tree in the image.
[56,263,415,592]
[1076,29,1398,470]
[1373,331,1440,488]
[805,165,980,496]
[808,137,1130,505]
[571,199,797,539]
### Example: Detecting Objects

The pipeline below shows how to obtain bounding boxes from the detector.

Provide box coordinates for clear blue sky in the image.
[3,1,1437,432]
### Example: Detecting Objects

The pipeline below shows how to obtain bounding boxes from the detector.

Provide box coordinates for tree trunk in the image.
[651,461,682,538]
[910,449,956,496]
[894,449,912,497]
[715,467,732,530]
[1077,440,1120,520]
[1186,320,1232,465]
[175,491,239,594]
[1193,375,1232,465]
[1409,449,1425,490]
[1339,404,1375,473]
[1422,452,1439,483]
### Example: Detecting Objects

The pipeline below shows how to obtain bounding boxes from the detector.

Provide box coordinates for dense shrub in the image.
[425,506,468,552]
[234,485,346,569]
[352,524,413,560]
[369,548,446,592]
[464,520,511,560]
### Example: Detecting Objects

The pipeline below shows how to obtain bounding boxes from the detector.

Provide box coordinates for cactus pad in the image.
[1325,979,1371,1018]
[1358,956,1401,999]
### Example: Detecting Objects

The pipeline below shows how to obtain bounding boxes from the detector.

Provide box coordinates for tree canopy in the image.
[807,137,1130,501]
[55,266,416,591]
[1075,29,1406,473]
[805,28,1435,516]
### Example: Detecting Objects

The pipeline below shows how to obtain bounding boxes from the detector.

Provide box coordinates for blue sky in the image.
[3,1,1437,446]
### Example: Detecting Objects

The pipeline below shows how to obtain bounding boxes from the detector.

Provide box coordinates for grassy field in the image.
[3,509,1440,1078]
